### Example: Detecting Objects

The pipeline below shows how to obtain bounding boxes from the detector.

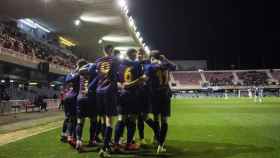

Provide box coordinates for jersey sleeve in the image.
[162,61,177,71]
[144,64,154,77]
[65,73,79,83]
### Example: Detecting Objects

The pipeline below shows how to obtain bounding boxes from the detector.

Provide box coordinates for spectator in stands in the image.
[0,22,78,70]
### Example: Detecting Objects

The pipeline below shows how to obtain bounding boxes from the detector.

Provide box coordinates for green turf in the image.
[1,97,280,158]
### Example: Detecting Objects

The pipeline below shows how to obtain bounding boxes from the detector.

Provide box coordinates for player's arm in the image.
[65,73,79,83]
[160,55,177,71]
[78,64,91,75]
[123,75,147,89]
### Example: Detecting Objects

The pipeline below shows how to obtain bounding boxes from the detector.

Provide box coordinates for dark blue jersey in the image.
[87,63,99,96]
[95,56,119,94]
[77,63,99,98]
[255,88,262,96]
[118,59,142,90]
[64,72,80,97]
[145,61,176,92]
[78,75,89,98]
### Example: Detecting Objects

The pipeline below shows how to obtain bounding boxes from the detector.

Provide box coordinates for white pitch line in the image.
[0,121,62,146]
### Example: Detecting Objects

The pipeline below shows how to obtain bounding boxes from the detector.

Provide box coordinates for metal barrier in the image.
[0,99,60,115]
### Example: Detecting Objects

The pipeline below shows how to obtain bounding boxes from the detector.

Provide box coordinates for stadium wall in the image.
[172,60,207,71]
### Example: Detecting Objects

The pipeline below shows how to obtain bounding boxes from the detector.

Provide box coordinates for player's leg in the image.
[144,114,157,136]
[95,116,103,143]
[99,94,117,158]
[112,114,126,153]
[156,91,171,154]
[113,94,126,148]
[157,115,168,154]
[99,116,113,157]
[114,114,126,146]
[88,115,98,146]
[60,98,70,142]
[75,117,85,151]
[259,95,263,103]
[254,94,257,102]
[87,95,99,146]
[137,114,145,142]
[153,114,160,144]
[61,116,69,142]
[75,97,87,152]
[63,96,75,145]
[67,115,76,146]
[125,114,139,150]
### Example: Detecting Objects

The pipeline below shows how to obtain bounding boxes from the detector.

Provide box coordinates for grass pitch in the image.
[1,97,280,158]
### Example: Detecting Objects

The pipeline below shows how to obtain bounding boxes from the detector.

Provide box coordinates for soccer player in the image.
[60,86,68,142]
[86,63,101,146]
[96,45,119,157]
[75,61,100,151]
[136,48,159,145]
[74,59,89,152]
[62,65,80,147]
[145,51,176,154]
[113,48,144,151]
[248,88,253,98]
[254,87,263,103]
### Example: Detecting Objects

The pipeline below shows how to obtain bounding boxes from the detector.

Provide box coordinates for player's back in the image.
[95,56,118,94]
[65,72,80,97]
[118,60,142,88]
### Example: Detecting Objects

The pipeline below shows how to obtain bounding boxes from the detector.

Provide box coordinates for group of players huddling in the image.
[60,45,176,157]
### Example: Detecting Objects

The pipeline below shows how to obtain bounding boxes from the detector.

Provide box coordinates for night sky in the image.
[130,0,278,70]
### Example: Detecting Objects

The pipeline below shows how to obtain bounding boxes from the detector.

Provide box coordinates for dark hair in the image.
[138,48,145,54]
[104,45,114,54]
[127,48,137,56]
[150,50,162,60]
[113,49,120,56]
[76,59,87,68]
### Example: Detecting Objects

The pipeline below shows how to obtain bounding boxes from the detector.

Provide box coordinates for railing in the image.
[0,46,70,74]
[170,70,280,90]
[0,99,60,115]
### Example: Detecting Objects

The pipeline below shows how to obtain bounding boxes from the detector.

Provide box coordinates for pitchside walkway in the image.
[0,109,64,146]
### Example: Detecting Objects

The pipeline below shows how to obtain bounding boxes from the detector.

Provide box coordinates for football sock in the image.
[90,119,97,142]
[76,118,84,141]
[154,120,160,142]
[103,127,113,150]
[127,119,136,144]
[137,116,145,139]
[114,120,125,144]
[159,122,168,146]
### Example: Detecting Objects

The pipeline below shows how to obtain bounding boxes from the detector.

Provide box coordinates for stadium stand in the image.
[170,69,280,90]
[0,22,77,70]
[170,71,203,89]
[270,70,280,83]
[236,71,269,86]
[204,71,234,86]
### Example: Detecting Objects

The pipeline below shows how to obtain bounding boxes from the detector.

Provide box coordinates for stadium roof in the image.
[0,0,140,59]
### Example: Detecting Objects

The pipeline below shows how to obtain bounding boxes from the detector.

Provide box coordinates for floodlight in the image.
[118,0,126,8]
[74,19,81,26]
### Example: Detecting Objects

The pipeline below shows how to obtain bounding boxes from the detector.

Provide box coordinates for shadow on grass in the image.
[110,140,274,158]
